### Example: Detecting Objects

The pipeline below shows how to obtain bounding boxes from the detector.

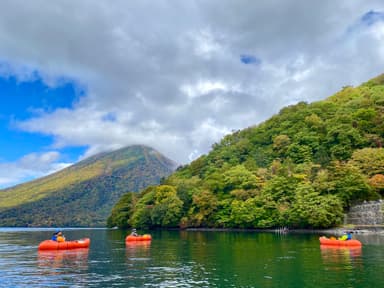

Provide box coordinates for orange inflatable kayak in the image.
[38,238,90,250]
[319,236,362,247]
[125,234,152,242]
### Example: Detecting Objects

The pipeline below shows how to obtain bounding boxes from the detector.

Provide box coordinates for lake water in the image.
[0,228,383,287]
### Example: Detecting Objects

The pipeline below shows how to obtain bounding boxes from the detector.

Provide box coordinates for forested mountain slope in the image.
[108,74,384,229]
[0,145,177,227]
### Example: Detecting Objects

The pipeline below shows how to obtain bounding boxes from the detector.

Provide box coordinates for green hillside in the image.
[109,74,384,229]
[0,145,177,227]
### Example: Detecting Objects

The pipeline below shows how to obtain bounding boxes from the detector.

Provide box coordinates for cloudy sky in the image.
[1,0,384,188]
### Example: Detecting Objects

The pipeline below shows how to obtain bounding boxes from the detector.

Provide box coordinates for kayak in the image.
[319,236,362,247]
[125,234,152,242]
[38,238,90,250]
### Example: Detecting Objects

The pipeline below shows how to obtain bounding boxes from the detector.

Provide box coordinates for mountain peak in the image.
[0,145,177,227]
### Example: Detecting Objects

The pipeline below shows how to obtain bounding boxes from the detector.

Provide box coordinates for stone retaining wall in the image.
[345,200,384,225]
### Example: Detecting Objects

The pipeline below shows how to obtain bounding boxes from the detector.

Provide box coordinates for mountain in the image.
[109,74,384,229]
[0,145,177,227]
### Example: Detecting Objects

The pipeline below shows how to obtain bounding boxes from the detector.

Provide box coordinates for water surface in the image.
[0,228,383,287]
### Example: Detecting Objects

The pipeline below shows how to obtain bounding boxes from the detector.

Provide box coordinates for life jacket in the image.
[338,235,348,241]
[57,235,65,242]
[51,233,65,242]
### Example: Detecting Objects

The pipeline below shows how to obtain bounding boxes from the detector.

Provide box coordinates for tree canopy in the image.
[108,74,384,229]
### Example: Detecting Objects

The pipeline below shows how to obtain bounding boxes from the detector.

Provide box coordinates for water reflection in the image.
[37,248,89,271]
[320,245,362,270]
[126,241,151,250]
[125,241,151,260]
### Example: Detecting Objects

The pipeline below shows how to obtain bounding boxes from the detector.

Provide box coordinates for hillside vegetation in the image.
[108,74,384,229]
[0,145,176,227]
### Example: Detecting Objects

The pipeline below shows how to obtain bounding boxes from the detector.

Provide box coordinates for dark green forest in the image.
[108,74,384,229]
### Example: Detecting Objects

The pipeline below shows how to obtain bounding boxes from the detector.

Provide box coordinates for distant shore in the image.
[184,225,384,235]
[1,226,384,235]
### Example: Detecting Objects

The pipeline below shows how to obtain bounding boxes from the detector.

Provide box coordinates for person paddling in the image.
[130,228,138,236]
[51,230,66,242]
[338,231,352,241]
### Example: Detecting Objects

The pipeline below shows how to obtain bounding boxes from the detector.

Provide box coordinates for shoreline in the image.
[183,225,384,235]
[1,225,384,235]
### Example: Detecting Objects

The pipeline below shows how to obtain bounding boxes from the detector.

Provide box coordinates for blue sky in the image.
[0,75,82,160]
[1,0,384,188]
[0,74,88,186]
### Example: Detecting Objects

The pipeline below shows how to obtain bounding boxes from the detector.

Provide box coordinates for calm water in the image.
[0,228,383,287]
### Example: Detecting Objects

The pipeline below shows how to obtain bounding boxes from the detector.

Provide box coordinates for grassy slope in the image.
[0,145,177,227]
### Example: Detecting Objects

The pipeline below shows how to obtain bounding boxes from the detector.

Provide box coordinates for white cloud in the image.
[1,0,384,186]
[191,29,224,59]
[181,80,228,99]
[0,151,72,189]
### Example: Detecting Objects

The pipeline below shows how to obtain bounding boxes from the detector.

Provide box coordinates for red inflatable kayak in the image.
[319,236,362,247]
[38,238,90,250]
[125,234,152,242]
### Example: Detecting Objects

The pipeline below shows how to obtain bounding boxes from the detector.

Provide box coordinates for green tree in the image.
[229,199,257,228]
[352,108,377,131]
[252,194,281,228]
[288,182,343,228]
[273,134,291,157]
[349,148,384,177]
[287,143,313,164]
[129,188,156,228]
[326,125,364,160]
[172,176,201,214]
[150,185,183,227]
[107,192,136,228]
[326,162,377,207]
[204,172,226,193]
[223,165,261,192]
[304,113,324,131]
[189,190,219,227]
[262,175,297,203]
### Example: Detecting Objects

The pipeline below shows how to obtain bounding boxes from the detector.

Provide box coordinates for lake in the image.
[0,228,383,287]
